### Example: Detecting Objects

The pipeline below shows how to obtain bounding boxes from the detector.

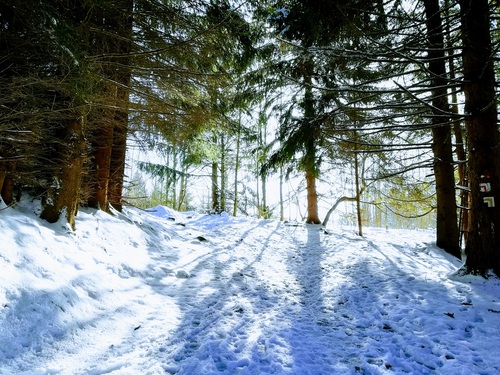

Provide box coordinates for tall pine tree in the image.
[460,0,500,275]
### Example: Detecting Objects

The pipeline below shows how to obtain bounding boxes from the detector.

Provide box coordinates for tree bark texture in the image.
[88,107,115,211]
[1,175,14,206]
[108,0,133,212]
[40,117,85,230]
[305,166,321,224]
[423,0,460,258]
[460,0,500,275]
[0,161,13,205]
[0,169,5,200]
[109,110,128,211]
[88,0,132,213]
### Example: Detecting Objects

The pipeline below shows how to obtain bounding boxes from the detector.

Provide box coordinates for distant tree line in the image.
[1,0,499,276]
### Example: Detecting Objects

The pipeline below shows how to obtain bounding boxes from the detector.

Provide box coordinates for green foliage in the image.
[3,0,486,235]
[0,0,94,189]
[259,0,394,181]
[385,177,435,217]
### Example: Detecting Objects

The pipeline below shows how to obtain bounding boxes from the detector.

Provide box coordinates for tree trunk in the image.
[0,170,5,200]
[233,118,241,216]
[1,174,14,206]
[454,122,469,247]
[164,150,172,205]
[279,164,284,221]
[303,54,321,224]
[432,125,460,256]
[88,0,132,213]
[261,174,268,218]
[424,0,460,257]
[444,0,468,246]
[109,110,128,211]
[177,162,187,211]
[220,134,226,212]
[211,160,219,212]
[305,164,321,224]
[171,149,178,209]
[88,108,115,212]
[323,196,356,227]
[460,0,500,275]
[40,117,85,230]
[255,163,260,216]
[258,111,268,218]
[354,148,363,236]
[108,0,132,212]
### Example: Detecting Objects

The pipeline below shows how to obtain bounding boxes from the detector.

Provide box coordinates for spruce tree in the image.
[459,0,500,275]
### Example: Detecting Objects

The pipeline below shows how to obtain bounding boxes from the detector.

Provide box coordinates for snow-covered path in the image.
[155,216,499,375]
[1,204,500,374]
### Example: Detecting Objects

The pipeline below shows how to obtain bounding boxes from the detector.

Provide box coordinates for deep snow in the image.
[0,198,499,374]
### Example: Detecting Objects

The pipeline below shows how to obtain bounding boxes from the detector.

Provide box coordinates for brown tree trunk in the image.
[460,0,500,275]
[88,0,132,213]
[0,173,5,200]
[0,159,5,196]
[40,117,85,230]
[108,0,132,212]
[424,0,460,257]
[303,54,321,225]
[305,165,320,224]
[432,126,460,256]
[88,107,115,212]
[1,174,14,206]
[0,160,9,204]
[109,99,129,212]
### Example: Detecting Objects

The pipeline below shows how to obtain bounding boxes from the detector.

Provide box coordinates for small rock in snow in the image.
[176,270,191,279]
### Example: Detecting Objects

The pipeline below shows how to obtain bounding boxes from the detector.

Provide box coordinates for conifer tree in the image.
[459,0,500,275]
[0,0,94,228]
[423,0,460,257]
[86,0,133,213]
[263,0,387,224]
